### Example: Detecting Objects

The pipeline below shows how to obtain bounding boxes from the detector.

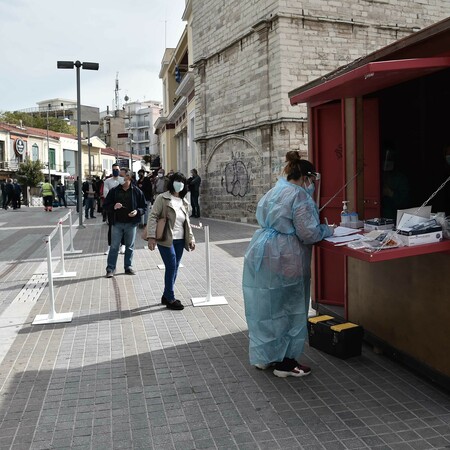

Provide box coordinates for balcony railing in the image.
[0,160,19,171]
[83,164,103,173]
[129,121,151,129]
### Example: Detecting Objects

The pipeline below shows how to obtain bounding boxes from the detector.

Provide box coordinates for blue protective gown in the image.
[242,177,333,366]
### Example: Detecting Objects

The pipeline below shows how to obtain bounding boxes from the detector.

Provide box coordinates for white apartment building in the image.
[124,101,162,156]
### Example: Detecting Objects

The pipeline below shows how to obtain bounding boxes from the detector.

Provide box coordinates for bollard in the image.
[32,233,73,325]
[191,225,228,307]
[53,220,77,278]
[65,210,83,255]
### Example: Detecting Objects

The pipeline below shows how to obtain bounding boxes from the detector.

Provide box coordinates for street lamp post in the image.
[80,120,99,178]
[57,60,99,229]
[46,103,51,179]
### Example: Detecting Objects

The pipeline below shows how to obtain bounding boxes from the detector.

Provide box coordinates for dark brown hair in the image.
[283,151,315,181]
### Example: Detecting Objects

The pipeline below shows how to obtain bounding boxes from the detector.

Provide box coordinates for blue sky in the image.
[0,0,186,112]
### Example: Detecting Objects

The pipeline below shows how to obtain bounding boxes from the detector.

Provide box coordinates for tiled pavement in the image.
[0,208,449,450]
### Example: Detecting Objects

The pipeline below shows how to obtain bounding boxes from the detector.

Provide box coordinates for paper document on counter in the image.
[325,235,363,244]
[332,226,363,237]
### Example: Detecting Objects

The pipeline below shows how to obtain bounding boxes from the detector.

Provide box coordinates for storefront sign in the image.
[15,139,25,156]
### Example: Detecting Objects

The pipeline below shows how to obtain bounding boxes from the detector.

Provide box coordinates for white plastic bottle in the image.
[341,201,350,225]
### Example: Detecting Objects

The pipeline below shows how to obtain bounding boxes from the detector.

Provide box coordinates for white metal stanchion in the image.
[53,220,77,278]
[191,225,228,307]
[32,233,73,325]
[65,210,82,254]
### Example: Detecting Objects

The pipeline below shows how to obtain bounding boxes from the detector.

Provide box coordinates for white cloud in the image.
[0,0,186,111]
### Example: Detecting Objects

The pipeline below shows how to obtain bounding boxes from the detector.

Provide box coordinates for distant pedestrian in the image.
[40,179,56,212]
[154,169,169,197]
[136,169,153,228]
[103,164,126,255]
[95,176,103,213]
[82,177,97,219]
[12,180,22,209]
[146,172,195,310]
[187,169,201,218]
[103,168,146,278]
[1,180,7,209]
[56,181,67,208]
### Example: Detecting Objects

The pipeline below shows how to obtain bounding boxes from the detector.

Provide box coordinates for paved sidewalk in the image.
[0,210,449,450]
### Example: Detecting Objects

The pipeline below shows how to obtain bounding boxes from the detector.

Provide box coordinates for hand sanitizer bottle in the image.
[341,201,350,224]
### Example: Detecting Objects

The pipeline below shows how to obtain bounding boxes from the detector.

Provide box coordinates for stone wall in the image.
[191,0,450,221]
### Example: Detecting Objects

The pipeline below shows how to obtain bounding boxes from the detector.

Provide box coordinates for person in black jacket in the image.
[136,169,153,228]
[56,181,67,208]
[103,168,146,278]
[187,169,201,218]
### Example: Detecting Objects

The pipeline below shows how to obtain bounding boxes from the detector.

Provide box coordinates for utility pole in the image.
[46,104,51,179]
[80,120,99,178]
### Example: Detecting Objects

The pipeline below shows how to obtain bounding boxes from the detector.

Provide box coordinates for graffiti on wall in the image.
[223,151,250,197]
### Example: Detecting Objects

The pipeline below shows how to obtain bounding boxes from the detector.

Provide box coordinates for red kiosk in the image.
[289,18,450,389]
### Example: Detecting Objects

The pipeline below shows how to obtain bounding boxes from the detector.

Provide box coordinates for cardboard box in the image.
[364,223,395,232]
[308,315,364,359]
[364,218,395,232]
[398,231,443,246]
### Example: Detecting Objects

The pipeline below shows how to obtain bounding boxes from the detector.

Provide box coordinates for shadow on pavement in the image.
[1,330,449,449]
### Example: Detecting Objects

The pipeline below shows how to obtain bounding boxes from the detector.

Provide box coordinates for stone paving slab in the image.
[0,211,449,449]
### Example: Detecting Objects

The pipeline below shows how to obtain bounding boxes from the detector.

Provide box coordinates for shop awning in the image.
[289,57,450,105]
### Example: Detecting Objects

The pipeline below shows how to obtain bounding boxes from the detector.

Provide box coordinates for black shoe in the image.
[161,295,169,305]
[125,268,136,275]
[166,299,184,310]
[91,215,96,219]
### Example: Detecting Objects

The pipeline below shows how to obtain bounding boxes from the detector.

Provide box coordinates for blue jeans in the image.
[158,239,185,301]
[85,197,95,217]
[106,222,138,272]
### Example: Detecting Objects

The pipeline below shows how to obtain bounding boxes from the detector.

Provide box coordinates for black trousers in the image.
[191,191,200,217]
[58,195,67,207]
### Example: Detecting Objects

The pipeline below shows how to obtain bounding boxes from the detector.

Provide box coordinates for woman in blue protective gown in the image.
[243,151,334,378]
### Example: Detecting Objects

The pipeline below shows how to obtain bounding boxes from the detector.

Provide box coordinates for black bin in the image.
[308,315,364,359]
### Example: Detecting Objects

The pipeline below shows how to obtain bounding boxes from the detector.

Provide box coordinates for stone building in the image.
[191,0,450,222]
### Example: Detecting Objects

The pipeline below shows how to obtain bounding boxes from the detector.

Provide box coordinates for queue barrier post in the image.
[32,232,73,325]
[191,224,228,307]
[65,210,82,255]
[53,220,77,278]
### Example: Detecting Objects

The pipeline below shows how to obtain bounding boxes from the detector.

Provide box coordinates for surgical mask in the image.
[112,169,119,177]
[158,173,163,178]
[446,155,450,165]
[118,176,125,185]
[173,181,184,193]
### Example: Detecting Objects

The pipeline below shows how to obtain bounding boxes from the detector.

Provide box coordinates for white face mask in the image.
[158,173,163,178]
[118,176,125,185]
[173,181,184,193]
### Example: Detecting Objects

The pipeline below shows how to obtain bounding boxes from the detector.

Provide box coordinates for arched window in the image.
[31,144,39,161]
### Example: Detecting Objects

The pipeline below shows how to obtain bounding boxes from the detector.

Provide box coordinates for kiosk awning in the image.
[289,57,450,105]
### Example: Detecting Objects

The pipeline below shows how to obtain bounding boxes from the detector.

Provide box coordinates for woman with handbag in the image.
[147,172,195,310]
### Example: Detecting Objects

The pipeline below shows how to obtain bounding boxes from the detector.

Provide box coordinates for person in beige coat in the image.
[147,172,195,310]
